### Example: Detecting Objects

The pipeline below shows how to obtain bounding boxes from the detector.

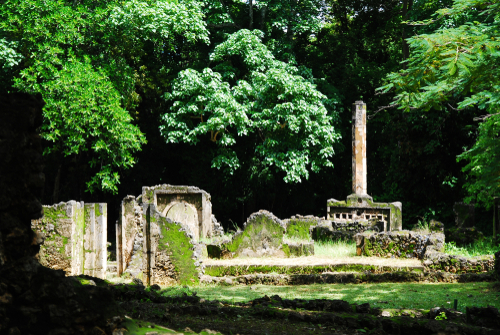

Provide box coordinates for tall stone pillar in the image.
[352,101,367,195]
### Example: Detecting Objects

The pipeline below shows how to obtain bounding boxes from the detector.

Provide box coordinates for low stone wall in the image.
[200,271,496,286]
[423,253,494,273]
[356,230,443,259]
[356,230,496,274]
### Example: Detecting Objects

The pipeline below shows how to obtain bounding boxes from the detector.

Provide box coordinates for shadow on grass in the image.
[162,282,500,313]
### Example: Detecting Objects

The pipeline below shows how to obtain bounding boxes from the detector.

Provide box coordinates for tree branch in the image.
[368,104,399,119]
[473,112,500,122]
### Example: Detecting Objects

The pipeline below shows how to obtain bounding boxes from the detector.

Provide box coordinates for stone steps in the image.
[201,271,496,286]
[204,263,425,277]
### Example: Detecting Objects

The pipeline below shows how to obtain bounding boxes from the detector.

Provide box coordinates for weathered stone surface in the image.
[201,271,496,286]
[357,230,444,260]
[285,242,315,257]
[228,210,287,258]
[211,215,224,237]
[206,242,233,259]
[31,201,107,279]
[283,215,324,240]
[141,204,202,286]
[142,184,213,240]
[327,196,402,232]
[116,195,143,277]
[352,101,367,196]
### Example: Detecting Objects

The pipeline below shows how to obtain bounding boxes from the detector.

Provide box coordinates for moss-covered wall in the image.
[31,201,107,279]
[142,204,201,286]
[31,203,73,273]
[285,216,319,240]
[226,210,286,257]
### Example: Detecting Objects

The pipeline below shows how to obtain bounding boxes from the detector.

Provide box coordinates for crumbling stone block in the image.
[228,210,287,257]
[286,242,315,257]
[207,210,314,258]
[142,184,213,240]
[31,201,107,279]
[116,195,143,277]
[283,215,324,240]
[355,230,443,259]
[141,203,202,286]
[327,195,402,232]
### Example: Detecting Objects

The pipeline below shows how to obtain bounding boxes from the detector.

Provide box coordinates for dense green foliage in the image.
[162,29,340,182]
[1,0,498,232]
[0,0,207,193]
[380,0,500,208]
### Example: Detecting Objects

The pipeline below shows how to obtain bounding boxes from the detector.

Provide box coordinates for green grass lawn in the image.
[161,282,500,313]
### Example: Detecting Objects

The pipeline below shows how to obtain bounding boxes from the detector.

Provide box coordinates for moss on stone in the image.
[156,215,199,285]
[286,219,315,240]
[226,214,285,255]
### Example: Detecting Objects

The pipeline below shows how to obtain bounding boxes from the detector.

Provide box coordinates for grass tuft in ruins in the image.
[444,237,499,257]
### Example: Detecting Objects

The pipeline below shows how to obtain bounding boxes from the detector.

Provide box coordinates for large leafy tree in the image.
[0,0,208,194]
[379,0,500,207]
[161,29,341,183]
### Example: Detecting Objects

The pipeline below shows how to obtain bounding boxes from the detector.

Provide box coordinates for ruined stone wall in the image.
[284,215,324,240]
[327,195,402,232]
[31,201,107,279]
[142,184,213,240]
[422,253,494,273]
[355,231,444,259]
[116,195,143,277]
[142,204,202,286]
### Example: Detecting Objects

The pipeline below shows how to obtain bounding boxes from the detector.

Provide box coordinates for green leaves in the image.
[0,0,209,193]
[16,56,146,193]
[162,29,340,183]
[379,0,500,207]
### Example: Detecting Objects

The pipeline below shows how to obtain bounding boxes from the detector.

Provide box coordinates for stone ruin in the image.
[207,210,315,259]
[141,203,203,286]
[31,201,108,279]
[327,101,402,232]
[116,184,222,282]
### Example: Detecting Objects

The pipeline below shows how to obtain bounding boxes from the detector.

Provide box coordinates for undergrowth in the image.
[444,237,499,257]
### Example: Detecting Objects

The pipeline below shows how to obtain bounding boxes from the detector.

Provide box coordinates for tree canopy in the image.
[1,0,498,229]
[379,0,500,207]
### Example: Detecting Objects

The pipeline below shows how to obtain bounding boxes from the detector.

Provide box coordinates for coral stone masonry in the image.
[31,201,108,279]
[142,184,213,240]
[327,101,402,232]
